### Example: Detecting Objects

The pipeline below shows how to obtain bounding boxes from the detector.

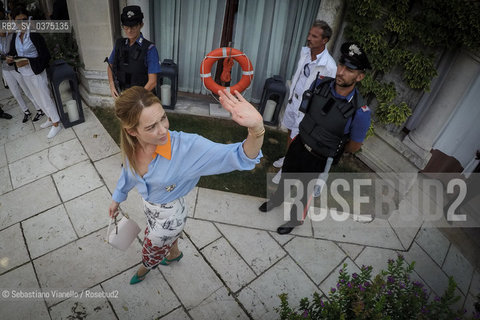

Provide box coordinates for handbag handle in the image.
[105,208,131,243]
[105,214,116,243]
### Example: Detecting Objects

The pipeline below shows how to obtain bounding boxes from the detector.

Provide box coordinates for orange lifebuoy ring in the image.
[200,47,254,94]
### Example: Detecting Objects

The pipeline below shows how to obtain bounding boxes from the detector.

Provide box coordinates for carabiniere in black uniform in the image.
[268,76,365,216]
[113,36,152,91]
[299,76,365,164]
[259,41,372,235]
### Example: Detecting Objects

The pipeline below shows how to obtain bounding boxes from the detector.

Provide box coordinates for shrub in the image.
[277,255,480,319]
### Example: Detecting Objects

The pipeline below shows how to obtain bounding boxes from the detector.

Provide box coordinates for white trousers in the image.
[2,69,42,113]
[20,67,60,123]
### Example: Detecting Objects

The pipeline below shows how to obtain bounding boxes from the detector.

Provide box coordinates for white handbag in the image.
[105,211,141,251]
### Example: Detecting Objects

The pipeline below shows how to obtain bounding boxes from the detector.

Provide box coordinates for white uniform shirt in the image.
[282,46,337,138]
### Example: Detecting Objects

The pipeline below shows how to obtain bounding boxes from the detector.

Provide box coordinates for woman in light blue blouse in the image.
[108,86,264,284]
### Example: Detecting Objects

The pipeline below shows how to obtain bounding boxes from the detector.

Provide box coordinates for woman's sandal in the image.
[129,269,150,285]
[159,252,184,266]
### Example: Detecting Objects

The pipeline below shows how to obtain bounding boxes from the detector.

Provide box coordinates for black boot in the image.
[259,200,282,212]
[276,206,304,234]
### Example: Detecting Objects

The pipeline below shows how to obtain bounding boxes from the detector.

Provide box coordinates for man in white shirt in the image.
[273,20,337,182]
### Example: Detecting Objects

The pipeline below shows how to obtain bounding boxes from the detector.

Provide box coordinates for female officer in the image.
[108,87,264,284]
[107,5,160,98]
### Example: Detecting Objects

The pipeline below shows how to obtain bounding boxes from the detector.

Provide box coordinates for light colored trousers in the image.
[20,65,60,123]
[2,68,41,113]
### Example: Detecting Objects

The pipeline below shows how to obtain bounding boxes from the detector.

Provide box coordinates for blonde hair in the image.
[114,86,162,175]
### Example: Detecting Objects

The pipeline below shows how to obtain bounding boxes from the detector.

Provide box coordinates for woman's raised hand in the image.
[218,89,263,131]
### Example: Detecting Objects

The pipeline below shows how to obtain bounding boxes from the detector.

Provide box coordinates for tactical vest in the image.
[113,37,151,90]
[299,77,364,162]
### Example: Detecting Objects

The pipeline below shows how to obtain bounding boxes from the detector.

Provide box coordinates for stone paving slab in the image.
[47,139,89,169]
[73,107,120,162]
[0,263,50,320]
[195,188,312,236]
[201,237,256,292]
[216,223,286,275]
[285,237,346,285]
[312,213,403,250]
[52,160,104,202]
[159,237,224,309]
[403,242,449,296]
[237,256,318,320]
[3,118,36,142]
[0,223,30,275]
[184,218,222,250]
[64,186,112,237]
[415,223,451,267]
[9,139,90,189]
[442,244,474,295]
[0,176,61,229]
[4,126,76,163]
[189,286,250,320]
[159,307,191,320]
[354,246,398,277]
[9,149,59,188]
[0,165,11,194]
[116,190,148,231]
[22,204,78,259]
[93,152,122,194]
[387,211,424,249]
[337,242,364,260]
[48,285,117,320]
[102,266,180,320]
[268,231,294,246]
[0,144,6,166]
[33,229,142,306]
[0,128,6,145]
[185,187,198,218]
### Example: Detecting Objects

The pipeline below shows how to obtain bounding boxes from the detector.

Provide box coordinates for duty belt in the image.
[303,143,325,159]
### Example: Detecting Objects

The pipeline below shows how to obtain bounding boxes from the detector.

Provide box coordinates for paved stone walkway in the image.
[0,88,479,320]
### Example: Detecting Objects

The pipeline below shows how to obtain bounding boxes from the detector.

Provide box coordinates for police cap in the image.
[121,5,144,26]
[339,42,371,71]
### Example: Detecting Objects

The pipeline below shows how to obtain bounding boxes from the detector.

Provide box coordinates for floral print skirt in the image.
[141,197,187,269]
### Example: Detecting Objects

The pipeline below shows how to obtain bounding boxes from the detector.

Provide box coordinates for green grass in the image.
[91,106,372,198]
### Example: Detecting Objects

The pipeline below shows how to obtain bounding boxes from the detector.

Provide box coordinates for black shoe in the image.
[276,221,303,235]
[277,226,294,235]
[259,200,281,212]
[0,110,12,119]
[32,111,45,122]
[22,111,32,123]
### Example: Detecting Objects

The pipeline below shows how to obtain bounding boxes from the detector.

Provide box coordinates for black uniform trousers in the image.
[269,135,329,226]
